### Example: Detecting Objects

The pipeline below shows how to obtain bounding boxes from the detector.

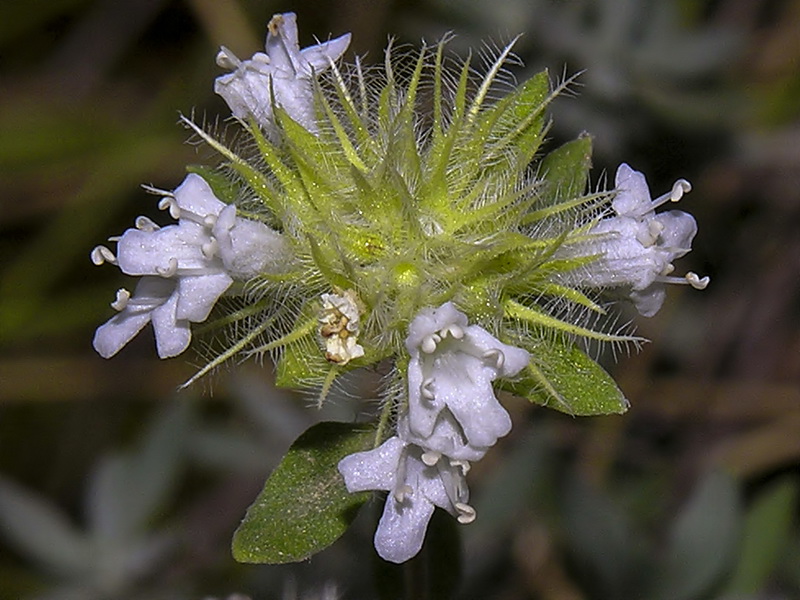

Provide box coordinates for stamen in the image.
[135,216,160,232]
[686,272,710,290]
[157,257,179,278]
[482,349,505,369]
[394,484,413,503]
[440,324,464,339]
[648,220,664,238]
[455,502,477,524]
[650,178,692,211]
[421,451,441,466]
[201,238,220,259]
[421,378,435,400]
[656,271,710,289]
[449,459,471,475]
[203,214,217,228]
[158,197,181,220]
[111,288,131,311]
[91,245,117,266]
[216,46,241,69]
[421,334,439,354]
[662,263,676,275]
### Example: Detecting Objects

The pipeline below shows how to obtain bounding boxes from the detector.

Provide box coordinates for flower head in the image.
[92,174,288,358]
[560,163,709,316]
[215,12,351,134]
[338,435,474,563]
[405,302,530,448]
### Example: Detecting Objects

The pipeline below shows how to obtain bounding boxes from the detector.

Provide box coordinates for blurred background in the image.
[1,0,799,598]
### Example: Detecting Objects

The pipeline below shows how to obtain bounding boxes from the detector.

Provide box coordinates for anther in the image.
[455,502,477,524]
[215,46,241,70]
[482,349,505,369]
[650,178,692,211]
[670,179,692,201]
[441,324,464,339]
[91,245,117,266]
[203,215,217,228]
[421,451,441,466]
[201,238,220,259]
[158,197,181,220]
[421,378,435,400]
[686,272,710,290]
[449,459,471,475]
[394,484,413,502]
[135,216,160,232]
[421,334,439,354]
[157,257,179,278]
[111,288,131,311]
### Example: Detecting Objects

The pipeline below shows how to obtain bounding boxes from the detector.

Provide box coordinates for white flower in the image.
[92,174,288,358]
[214,12,351,134]
[560,163,709,317]
[405,302,530,449]
[319,290,365,364]
[338,435,475,563]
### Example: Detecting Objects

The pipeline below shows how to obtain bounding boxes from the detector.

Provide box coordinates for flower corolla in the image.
[338,434,474,564]
[405,302,530,448]
[214,12,351,134]
[92,174,288,358]
[561,163,708,317]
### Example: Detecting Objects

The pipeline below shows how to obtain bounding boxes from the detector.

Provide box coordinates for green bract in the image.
[182,38,633,416]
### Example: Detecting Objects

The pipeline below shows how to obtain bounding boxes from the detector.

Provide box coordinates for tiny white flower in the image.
[338,436,475,563]
[561,163,709,317]
[92,174,288,358]
[214,12,351,134]
[405,302,530,449]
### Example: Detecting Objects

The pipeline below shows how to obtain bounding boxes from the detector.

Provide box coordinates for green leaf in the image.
[503,337,629,416]
[723,476,798,596]
[232,422,375,564]
[273,326,325,389]
[649,470,742,600]
[538,134,593,206]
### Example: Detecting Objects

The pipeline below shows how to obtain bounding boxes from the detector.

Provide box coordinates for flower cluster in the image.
[92,174,288,358]
[215,12,351,134]
[338,303,529,562]
[92,11,709,565]
[557,163,709,317]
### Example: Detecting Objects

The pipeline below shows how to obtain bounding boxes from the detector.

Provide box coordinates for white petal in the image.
[374,486,435,563]
[150,292,191,358]
[93,311,151,359]
[612,163,652,217]
[423,354,512,448]
[117,226,207,276]
[655,210,697,252]
[214,71,274,124]
[173,174,225,218]
[265,13,302,74]
[397,413,488,462]
[214,205,289,278]
[338,437,404,493]
[175,272,232,322]
[630,286,667,318]
[301,33,352,72]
